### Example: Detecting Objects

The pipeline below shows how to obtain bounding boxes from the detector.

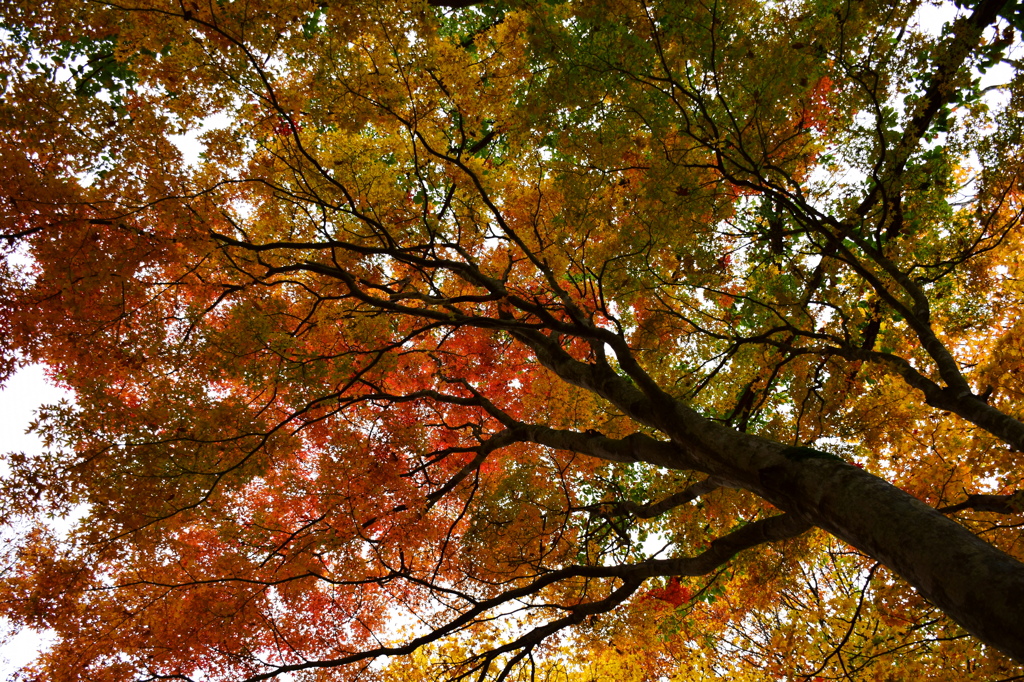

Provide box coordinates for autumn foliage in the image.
[2,0,1024,679]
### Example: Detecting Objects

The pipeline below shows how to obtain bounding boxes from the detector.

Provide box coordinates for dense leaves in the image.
[2,0,1024,679]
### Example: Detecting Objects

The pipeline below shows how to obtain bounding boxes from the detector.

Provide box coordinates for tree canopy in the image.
[2,0,1024,679]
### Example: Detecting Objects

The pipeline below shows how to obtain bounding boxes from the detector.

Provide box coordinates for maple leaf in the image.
[2,0,1024,680]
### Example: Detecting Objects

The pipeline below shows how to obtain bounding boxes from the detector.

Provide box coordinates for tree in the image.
[2,0,1024,678]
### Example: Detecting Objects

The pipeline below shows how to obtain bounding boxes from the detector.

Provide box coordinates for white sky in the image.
[0,365,68,676]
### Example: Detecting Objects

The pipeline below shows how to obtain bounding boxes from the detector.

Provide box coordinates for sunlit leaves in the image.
[2,0,1024,679]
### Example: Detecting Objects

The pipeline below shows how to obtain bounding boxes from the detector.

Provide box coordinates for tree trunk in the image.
[530,335,1024,662]
[681,412,1024,662]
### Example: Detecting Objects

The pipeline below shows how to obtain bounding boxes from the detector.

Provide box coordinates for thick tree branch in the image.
[586,476,725,519]
[235,512,811,682]
[939,492,1024,515]
[853,0,1009,217]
